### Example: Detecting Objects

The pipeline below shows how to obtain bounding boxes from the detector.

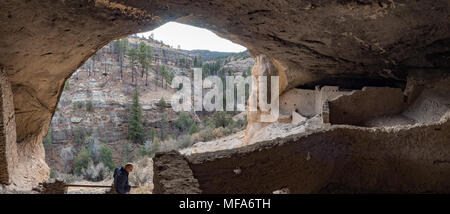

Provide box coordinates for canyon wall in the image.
[0,0,449,189]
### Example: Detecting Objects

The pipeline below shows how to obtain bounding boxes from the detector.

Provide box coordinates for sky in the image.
[138,22,247,53]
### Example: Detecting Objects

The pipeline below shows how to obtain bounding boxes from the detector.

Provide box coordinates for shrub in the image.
[138,140,154,157]
[55,172,83,184]
[73,126,85,145]
[222,127,233,136]
[43,129,52,149]
[203,116,215,129]
[73,147,93,176]
[148,138,161,157]
[147,127,156,142]
[236,118,247,129]
[212,111,233,128]
[99,145,115,170]
[191,133,201,143]
[156,97,167,110]
[86,137,99,162]
[188,123,199,135]
[175,112,194,133]
[213,127,225,139]
[49,169,56,179]
[138,145,147,158]
[86,100,94,112]
[72,101,83,109]
[81,162,110,182]
[64,81,70,90]
[179,135,193,149]
[159,137,178,152]
[199,128,215,142]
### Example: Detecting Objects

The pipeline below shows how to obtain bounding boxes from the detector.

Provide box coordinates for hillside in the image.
[44,35,254,185]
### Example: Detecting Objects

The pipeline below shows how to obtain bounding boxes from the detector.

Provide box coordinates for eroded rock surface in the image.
[152,151,201,194]
[0,0,449,189]
[156,112,450,194]
[157,76,450,193]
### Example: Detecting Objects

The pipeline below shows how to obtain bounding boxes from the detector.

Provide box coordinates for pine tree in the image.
[114,39,128,79]
[148,127,156,142]
[99,145,114,170]
[137,42,153,86]
[175,112,194,133]
[194,56,198,67]
[127,47,138,83]
[127,88,144,144]
[159,65,167,87]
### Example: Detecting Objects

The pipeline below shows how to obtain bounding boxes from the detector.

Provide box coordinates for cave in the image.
[1,0,450,193]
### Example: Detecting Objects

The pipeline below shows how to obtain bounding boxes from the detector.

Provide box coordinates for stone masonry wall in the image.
[329,87,409,125]
[0,68,17,185]
[152,151,201,194]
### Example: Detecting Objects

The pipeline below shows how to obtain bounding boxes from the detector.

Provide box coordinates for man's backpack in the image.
[113,167,121,179]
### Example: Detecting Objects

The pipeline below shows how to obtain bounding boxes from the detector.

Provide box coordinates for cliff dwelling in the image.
[1,0,450,194]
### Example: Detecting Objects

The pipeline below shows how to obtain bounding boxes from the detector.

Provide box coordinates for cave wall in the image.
[328,87,409,125]
[279,86,353,118]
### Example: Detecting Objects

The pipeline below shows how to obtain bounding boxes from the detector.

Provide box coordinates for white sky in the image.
[138,22,246,53]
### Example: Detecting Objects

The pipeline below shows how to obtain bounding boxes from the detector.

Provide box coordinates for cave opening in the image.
[42,22,253,194]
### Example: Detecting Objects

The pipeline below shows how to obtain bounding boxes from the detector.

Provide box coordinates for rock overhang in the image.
[1,0,450,189]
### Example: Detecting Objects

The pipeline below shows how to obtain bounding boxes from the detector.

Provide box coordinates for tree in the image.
[73,147,93,175]
[212,111,233,128]
[86,100,94,112]
[189,123,199,135]
[127,47,138,83]
[114,39,128,79]
[90,52,99,77]
[156,97,167,111]
[127,88,144,144]
[137,42,153,86]
[99,145,114,170]
[193,56,198,67]
[175,112,194,133]
[43,129,52,149]
[148,127,156,142]
[158,65,167,87]
[73,126,85,145]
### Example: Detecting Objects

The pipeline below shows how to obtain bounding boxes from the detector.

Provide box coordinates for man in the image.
[113,163,133,194]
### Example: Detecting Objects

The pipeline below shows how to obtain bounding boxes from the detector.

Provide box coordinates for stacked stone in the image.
[153,151,201,194]
[32,179,67,194]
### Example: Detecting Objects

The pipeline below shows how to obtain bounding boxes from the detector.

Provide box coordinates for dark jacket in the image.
[113,167,131,194]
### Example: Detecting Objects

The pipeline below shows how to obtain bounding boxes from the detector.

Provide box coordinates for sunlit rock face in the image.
[1,0,450,190]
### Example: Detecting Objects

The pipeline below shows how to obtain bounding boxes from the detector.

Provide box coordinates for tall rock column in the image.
[244,55,288,144]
